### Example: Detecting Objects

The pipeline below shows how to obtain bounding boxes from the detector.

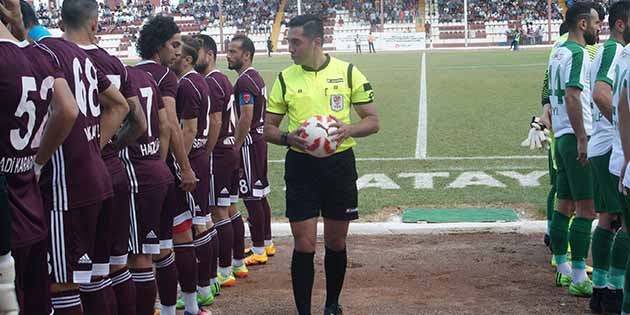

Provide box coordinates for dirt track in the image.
[191,233,591,315]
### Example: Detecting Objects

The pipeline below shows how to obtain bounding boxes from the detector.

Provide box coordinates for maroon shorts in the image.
[190,155,210,225]
[13,239,52,315]
[94,171,130,274]
[129,184,168,255]
[210,147,240,207]
[239,140,270,200]
[49,202,101,284]
[160,183,191,248]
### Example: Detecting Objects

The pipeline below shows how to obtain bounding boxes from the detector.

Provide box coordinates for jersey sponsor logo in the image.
[327,78,344,83]
[331,94,344,111]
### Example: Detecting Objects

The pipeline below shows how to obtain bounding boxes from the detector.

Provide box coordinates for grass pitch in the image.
[193,49,551,218]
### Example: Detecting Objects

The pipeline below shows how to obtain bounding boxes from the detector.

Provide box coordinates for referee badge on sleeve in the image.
[330,94,344,111]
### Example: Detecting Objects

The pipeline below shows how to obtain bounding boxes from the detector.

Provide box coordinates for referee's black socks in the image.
[325,247,347,307]
[292,250,315,315]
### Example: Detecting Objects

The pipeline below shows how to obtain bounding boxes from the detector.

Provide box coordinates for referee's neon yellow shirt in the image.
[267,55,375,154]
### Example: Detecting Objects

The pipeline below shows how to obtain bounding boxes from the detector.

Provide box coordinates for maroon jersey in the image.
[136,60,181,180]
[120,67,173,192]
[234,68,266,145]
[81,44,137,189]
[1,40,54,248]
[176,70,211,160]
[205,70,236,150]
[33,37,113,210]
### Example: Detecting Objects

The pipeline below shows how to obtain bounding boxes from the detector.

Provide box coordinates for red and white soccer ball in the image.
[299,115,341,158]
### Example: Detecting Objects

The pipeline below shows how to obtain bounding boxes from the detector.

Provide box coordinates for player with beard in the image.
[547,1,601,297]
[55,0,148,314]
[228,35,273,272]
[135,15,199,315]
[194,33,236,290]
[0,0,78,313]
[168,35,213,315]
[25,5,130,315]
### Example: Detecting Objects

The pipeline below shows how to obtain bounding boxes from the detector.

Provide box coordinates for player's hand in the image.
[179,167,198,192]
[576,137,588,167]
[287,129,308,151]
[0,0,23,28]
[620,161,629,195]
[328,116,353,142]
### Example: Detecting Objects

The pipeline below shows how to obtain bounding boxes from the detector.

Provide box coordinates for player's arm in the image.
[234,91,254,148]
[618,83,630,193]
[99,86,130,149]
[205,111,221,156]
[158,107,171,161]
[163,95,197,191]
[565,86,588,165]
[593,81,614,122]
[540,69,552,128]
[181,118,197,154]
[0,0,26,41]
[112,96,147,150]
[34,78,79,171]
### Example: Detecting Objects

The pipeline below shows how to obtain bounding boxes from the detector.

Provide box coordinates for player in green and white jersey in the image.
[587,2,630,312]
[547,2,601,297]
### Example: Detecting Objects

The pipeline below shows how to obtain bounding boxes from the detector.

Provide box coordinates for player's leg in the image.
[50,203,102,315]
[589,153,617,311]
[242,140,270,266]
[153,184,179,315]
[79,197,116,315]
[545,147,557,248]
[212,205,235,287]
[563,135,595,296]
[617,193,630,315]
[285,149,321,315]
[320,149,359,315]
[550,135,573,286]
[172,192,201,315]
[109,189,135,315]
[262,197,275,257]
[606,219,627,315]
[229,204,248,277]
[14,239,52,315]
[0,174,19,315]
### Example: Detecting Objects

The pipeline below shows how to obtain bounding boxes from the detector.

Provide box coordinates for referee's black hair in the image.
[20,0,39,28]
[608,1,630,30]
[196,34,217,59]
[232,34,255,61]
[565,2,596,31]
[137,15,180,60]
[287,14,324,45]
[61,0,98,30]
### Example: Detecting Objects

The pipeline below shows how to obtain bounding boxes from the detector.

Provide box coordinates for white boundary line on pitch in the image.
[268,155,546,163]
[415,52,428,159]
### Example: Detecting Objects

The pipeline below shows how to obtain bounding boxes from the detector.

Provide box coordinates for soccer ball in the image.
[299,115,341,158]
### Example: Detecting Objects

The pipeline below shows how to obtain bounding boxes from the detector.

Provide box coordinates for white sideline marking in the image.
[415,52,428,159]
[268,155,546,163]
[247,221,547,237]
[435,63,546,70]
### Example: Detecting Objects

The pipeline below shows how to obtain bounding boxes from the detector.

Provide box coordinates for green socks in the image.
[568,217,594,266]
[591,227,614,288]
[550,211,570,257]
[610,231,629,289]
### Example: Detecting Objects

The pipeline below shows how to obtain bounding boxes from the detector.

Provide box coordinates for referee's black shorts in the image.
[284,148,359,223]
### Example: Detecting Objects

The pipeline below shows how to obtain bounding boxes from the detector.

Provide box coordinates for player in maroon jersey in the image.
[123,65,176,315]
[195,34,240,289]
[136,15,199,315]
[30,1,130,313]
[60,1,147,313]
[228,35,274,267]
[168,35,212,315]
[0,7,78,313]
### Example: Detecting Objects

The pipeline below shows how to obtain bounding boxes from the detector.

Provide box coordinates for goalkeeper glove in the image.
[520,116,551,150]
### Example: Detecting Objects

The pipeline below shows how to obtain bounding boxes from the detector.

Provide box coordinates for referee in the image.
[264,15,379,315]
